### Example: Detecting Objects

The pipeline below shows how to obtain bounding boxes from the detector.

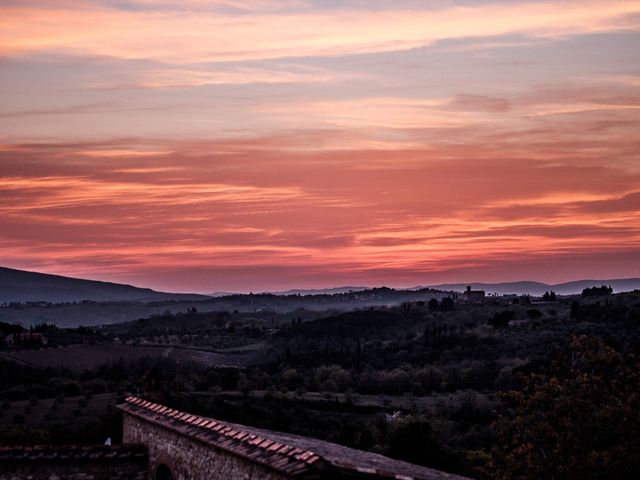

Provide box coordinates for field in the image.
[0,343,263,372]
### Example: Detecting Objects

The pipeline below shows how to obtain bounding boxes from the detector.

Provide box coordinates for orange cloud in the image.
[1,134,639,291]
[1,1,639,291]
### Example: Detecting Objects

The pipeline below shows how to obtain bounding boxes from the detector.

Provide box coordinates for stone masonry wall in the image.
[123,413,292,480]
[0,460,146,480]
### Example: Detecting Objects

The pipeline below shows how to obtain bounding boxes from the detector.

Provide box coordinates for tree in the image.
[570,300,580,319]
[582,285,613,297]
[440,297,454,311]
[486,335,640,480]
[488,310,514,328]
[525,308,543,320]
[542,290,557,301]
[388,415,450,469]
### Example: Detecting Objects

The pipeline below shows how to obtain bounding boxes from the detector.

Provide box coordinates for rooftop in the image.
[119,396,469,479]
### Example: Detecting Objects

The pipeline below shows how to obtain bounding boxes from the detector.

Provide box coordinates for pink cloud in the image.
[1,131,638,291]
[2,1,639,63]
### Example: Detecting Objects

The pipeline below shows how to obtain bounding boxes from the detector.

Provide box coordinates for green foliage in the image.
[487,336,640,480]
[440,297,455,311]
[488,310,514,328]
[2,291,640,478]
[582,285,613,297]
[0,426,50,444]
[0,322,24,335]
[525,308,543,319]
[388,415,440,465]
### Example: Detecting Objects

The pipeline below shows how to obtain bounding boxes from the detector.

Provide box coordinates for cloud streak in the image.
[1,1,639,290]
[1,134,639,291]
[2,1,639,63]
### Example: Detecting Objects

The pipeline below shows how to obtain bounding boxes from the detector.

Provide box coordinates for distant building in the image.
[4,332,48,346]
[463,286,485,304]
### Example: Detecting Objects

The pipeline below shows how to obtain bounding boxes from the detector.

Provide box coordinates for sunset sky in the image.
[1,0,639,293]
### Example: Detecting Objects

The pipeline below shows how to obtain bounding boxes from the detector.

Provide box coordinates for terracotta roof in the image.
[119,396,469,480]
[120,396,323,477]
[0,444,147,462]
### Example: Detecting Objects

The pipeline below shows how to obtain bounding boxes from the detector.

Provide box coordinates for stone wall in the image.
[0,459,146,480]
[123,413,292,480]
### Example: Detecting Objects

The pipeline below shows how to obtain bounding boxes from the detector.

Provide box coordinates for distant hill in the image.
[426,279,640,296]
[551,279,640,295]
[0,266,209,303]
[269,286,371,296]
[3,264,639,317]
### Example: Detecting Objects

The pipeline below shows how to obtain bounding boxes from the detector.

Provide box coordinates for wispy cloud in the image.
[1,1,639,290]
[91,65,356,90]
[2,1,639,62]
[1,135,639,290]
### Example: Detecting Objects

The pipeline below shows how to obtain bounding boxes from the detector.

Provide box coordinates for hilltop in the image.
[426,278,640,296]
[0,266,208,304]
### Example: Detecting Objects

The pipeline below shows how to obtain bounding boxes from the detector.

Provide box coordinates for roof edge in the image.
[118,396,325,477]
[118,396,468,480]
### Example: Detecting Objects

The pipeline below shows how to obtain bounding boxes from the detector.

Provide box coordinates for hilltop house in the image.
[462,286,485,304]
[3,332,48,347]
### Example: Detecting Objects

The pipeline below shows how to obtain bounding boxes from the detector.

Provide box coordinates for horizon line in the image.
[2,264,635,297]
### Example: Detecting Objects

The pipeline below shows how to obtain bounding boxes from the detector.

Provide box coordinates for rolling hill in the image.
[0,266,209,303]
[427,279,640,296]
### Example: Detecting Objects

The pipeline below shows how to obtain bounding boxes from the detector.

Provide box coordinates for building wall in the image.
[123,414,292,480]
[0,460,146,480]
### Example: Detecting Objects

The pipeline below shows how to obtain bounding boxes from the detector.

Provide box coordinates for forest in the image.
[1,287,639,479]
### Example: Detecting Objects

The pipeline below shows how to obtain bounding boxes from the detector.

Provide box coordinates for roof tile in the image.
[117,396,468,480]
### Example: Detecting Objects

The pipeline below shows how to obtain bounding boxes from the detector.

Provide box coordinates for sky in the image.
[1,0,639,293]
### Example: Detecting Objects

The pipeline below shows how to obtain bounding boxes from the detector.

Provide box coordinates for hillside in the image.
[269,286,370,296]
[427,278,640,296]
[0,266,209,303]
[0,286,444,327]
